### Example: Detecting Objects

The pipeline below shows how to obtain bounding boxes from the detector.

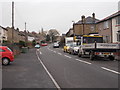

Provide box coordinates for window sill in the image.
[103,28,109,30]
[115,25,120,27]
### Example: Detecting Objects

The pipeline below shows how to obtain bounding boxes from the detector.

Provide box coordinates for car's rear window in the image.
[7,48,12,52]
[0,49,5,52]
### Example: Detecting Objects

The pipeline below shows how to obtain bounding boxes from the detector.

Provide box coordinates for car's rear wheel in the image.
[78,52,82,57]
[109,56,114,61]
[69,51,71,54]
[90,51,95,60]
[2,58,10,65]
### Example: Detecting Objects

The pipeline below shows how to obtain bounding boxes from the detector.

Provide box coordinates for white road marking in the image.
[75,59,91,65]
[58,53,62,55]
[64,55,72,58]
[39,51,42,55]
[101,67,120,75]
[54,51,56,53]
[36,51,61,90]
[37,49,40,51]
[50,50,53,52]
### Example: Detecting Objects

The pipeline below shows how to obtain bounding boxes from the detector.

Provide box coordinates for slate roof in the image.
[74,16,100,25]
[18,31,25,36]
[0,26,8,31]
[97,11,120,23]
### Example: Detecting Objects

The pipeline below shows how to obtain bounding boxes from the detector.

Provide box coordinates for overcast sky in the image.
[0,0,120,34]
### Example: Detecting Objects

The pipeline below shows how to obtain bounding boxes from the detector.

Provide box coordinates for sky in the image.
[0,0,120,35]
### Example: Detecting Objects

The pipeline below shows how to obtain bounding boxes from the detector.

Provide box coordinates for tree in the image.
[48,29,60,42]
[46,34,50,41]
[32,40,36,46]
[19,41,26,47]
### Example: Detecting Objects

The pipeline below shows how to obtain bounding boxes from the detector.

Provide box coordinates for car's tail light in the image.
[95,52,99,55]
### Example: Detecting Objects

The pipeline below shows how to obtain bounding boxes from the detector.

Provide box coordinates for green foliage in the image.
[41,40,45,43]
[3,40,8,43]
[46,34,50,41]
[19,41,26,47]
[32,40,36,46]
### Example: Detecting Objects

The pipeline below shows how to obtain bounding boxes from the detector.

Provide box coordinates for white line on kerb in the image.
[101,67,120,75]
[64,55,72,58]
[75,59,91,65]
[36,51,61,90]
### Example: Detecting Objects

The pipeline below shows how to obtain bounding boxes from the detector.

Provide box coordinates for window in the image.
[116,16,120,25]
[7,47,12,52]
[103,36,109,43]
[0,49,5,52]
[83,37,103,43]
[117,32,120,42]
[103,21,109,29]
[91,26,95,32]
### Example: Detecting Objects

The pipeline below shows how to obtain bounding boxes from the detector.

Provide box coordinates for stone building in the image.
[73,13,99,36]
[6,27,20,43]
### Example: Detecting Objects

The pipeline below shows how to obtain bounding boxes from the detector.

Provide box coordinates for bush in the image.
[19,41,26,47]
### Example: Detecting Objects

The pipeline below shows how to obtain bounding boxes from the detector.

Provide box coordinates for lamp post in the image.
[12,1,14,45]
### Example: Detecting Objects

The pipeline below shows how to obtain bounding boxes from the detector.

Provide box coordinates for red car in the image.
[41,43,48,46]
[0,46,14,65]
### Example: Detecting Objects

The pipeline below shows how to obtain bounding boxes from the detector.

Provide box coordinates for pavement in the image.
[2,44,120,89]
[2,48,56,89]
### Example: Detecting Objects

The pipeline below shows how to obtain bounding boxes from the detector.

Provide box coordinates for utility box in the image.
[21,47,28,53]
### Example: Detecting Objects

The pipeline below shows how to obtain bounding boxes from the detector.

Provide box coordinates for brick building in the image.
[97,11,120,43]
[73,13,99,36]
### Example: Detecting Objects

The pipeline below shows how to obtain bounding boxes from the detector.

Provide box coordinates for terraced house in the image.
[97,11,120,43]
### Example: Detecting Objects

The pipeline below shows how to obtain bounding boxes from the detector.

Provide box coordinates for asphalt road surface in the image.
[2,44,120,89]
[39,44,119,88]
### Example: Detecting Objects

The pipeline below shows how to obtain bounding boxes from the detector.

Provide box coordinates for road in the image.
[2,44,119,89]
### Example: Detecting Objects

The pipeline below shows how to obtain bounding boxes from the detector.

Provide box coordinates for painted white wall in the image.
[0,27,3,43]
[0,27,7,43]
[28,36,35,41]
[112,17,120,43]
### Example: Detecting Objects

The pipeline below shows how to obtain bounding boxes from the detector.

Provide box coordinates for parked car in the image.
[53,43,59,48]
[64,43,74,53]
[41,43,48,46]
[0,46,14,65]
[35,44,40,48]
[69,45,79,55]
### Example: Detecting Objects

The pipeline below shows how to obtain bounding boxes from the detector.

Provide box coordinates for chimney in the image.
[92,13,95,19]
[92,13,95,23]
[81,15,85,23]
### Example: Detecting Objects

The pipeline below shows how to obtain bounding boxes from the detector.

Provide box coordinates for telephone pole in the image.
[25,22,28,46]
[12,1,14,45]
[25,22,26,31]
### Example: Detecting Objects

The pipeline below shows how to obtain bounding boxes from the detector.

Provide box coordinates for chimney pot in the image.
[92,13,95,19]
[81,15,85,23]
